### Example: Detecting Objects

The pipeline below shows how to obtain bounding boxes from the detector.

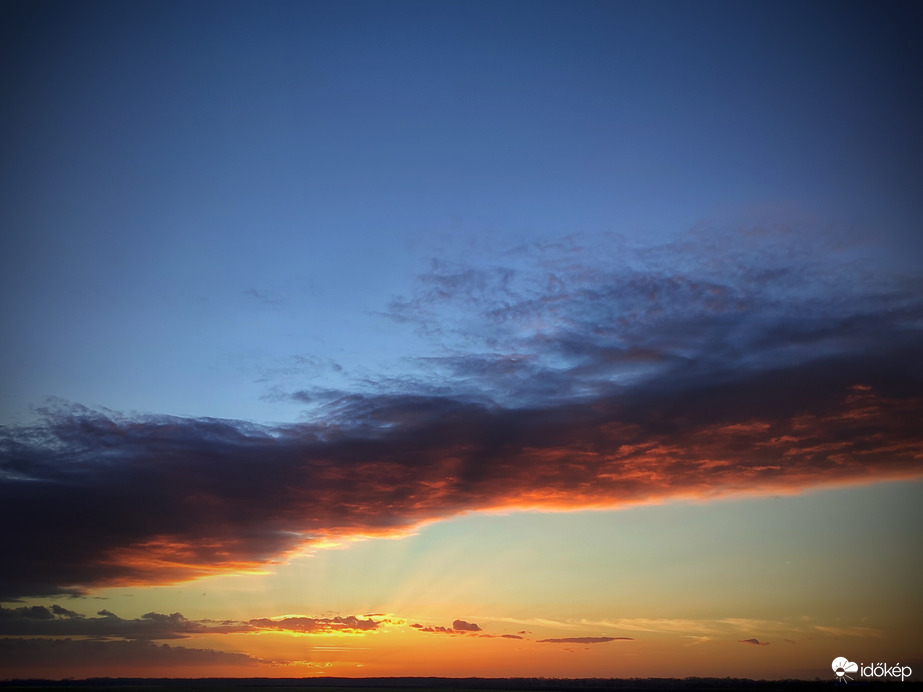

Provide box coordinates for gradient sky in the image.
[1,0,922,682]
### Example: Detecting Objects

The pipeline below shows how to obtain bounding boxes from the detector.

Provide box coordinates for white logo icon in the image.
[833,657,858,683]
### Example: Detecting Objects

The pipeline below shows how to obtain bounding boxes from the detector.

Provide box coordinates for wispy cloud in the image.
[383,226,923,410]
[2,226,921,598]
[578,617,882,644]
[814,625,884,638]
[538,637,633,644]
[739,638,770,646]
[243,287,285,306]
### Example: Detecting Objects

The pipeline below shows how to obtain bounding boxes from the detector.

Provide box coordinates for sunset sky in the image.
[1,0,922,682]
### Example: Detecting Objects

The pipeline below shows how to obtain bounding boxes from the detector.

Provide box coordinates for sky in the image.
[1,0,922,682]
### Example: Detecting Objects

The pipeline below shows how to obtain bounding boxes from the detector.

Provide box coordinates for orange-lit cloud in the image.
[0,605,385,639]
[0,604,632,648]
[1,377,920,598]
[246,615,381,635]
[411,619,484,635]
[2,227,922,598]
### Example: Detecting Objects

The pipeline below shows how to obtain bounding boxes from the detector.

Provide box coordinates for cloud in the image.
[0,605,55,620]
[243,287,284,306]
[0,606,381,639]
[579,618,722,635]
[0,605,205,639]
[410,620,525,639]
[50,604,80,618]
[578,617,797,637]
[384,225,923,410]
[538,637,633,644]
[452,619,482,632]
[739,638,770,646]
[1,226,921,598]
[814,625,883,638]
[246,615,380,634]
[0,637,258,671]
[683,636,712,646]
[411,620,482,635]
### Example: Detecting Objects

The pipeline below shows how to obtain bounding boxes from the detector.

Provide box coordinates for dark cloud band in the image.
[2,227,920,599]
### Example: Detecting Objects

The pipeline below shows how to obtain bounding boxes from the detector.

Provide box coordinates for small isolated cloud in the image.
[739,638,770,646]
[501,634,524,640]
[538,637,632,644]
[452,619,482,632]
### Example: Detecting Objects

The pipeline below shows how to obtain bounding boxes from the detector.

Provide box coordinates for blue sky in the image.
[1,0,922,680]
[3,0,921,424]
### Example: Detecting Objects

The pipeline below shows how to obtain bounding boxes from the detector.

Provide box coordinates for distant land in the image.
[2,678,922,692]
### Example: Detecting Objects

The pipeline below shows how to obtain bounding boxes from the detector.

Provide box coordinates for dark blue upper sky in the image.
[1,0,921,423]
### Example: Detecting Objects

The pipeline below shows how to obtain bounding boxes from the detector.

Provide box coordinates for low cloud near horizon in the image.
[0,604,385,639]
[0,637,259,671]
[538,637,633,644]
[2,226,921,599]
[0,605,538,649]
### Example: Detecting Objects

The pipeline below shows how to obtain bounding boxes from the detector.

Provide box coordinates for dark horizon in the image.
[3,675,907,690]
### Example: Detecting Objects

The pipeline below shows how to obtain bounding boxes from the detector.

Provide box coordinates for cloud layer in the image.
[2,226,921,598]
[0,638,258,671]
[0,605,384,639]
